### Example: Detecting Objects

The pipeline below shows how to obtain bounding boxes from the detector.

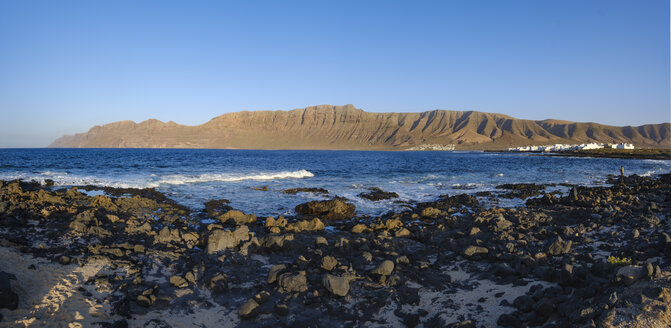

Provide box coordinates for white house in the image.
[508,142,634,152]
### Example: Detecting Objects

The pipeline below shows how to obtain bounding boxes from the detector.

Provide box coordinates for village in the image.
[508,143,635,152]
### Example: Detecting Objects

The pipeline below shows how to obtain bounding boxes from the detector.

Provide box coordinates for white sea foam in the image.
[640,170,659,177]
[451,183,480,189]
[0,172,156,189]
[0,169,315,189]
[157,170,314,185]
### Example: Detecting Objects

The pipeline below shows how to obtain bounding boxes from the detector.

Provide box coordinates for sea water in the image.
[0,149,668,217]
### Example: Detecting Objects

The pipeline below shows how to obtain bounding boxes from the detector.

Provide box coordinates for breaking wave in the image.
[0,169,315,189]
[157,170,315,185]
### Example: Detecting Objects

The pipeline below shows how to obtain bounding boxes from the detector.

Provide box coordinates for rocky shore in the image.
[0,173,670,327]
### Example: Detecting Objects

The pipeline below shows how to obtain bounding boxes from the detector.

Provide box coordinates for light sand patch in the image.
[0,246,112,328]
[368,262,555,327]
[443,262,471,282]
[417,278,552,326]
[0,246,242,328]
[129,304,240,328]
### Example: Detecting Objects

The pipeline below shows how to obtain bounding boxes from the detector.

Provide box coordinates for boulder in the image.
[396,256,410,264]
[136,295,153,307]
[371,260,395,276]
[169,276,188,288]
[295,197,355,220]
[0,272,18,310]
[232,225,250,241]
[278,272,308,293]
[547,236,572,256]
[497,314,521,327]
[125,221,153,235]
[351,224,368,234]
[250,291,269,305]
[218,210,256,225]
[643,287,664,299]
[436,193,480,208]
[260,234,294,249]
[420,207,442,217]
[534,298,556,317]
[208,274,228,293]
[238,298,259,318]
[362,252,373,262]
[204,199,232,216]
[285,218,325,232]
[513,295,534,313]
[181,231,199,244]
[395,228,411,237]
[69,210,95,233]
[494,217,513,231]
[315,236,328,246]
[155,227,181,244]
[463,246,489,257]
[320,256,338,271]
[206,225,250,254]
[358,187,399,201]
[616,266,644,285]
[322,274,351,297]
[268,264,287,284]
[265,216,287,229]
[283,187,329,195]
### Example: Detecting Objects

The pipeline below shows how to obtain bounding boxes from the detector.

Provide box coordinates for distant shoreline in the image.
[486,148,671,160]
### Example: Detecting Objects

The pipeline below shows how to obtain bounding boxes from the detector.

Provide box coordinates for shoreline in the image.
[0,173,670,327]
[485,149,671,160]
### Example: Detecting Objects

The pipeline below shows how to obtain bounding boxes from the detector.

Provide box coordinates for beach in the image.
[0,170,669,327]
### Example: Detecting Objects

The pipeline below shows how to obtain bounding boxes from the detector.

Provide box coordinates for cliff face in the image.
[49,104,671,150]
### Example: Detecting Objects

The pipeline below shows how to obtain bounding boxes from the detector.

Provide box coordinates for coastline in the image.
[0,173,669,327]
[485,148,671,160]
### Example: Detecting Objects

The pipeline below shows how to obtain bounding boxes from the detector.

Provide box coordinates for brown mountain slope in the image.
[49,104,671,150]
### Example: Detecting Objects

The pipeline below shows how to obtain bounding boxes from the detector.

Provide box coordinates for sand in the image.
[0,247,239,328]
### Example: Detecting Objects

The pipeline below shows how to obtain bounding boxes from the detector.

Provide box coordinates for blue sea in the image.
[0,149,668,217]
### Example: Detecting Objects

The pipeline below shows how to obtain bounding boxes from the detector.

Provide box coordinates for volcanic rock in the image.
[358,187,399,201]
[267,264,287,284]
[217,210,256,225]
[283,187,329,195]
[238,299,259,318]
[278,271,308,293]
[295,197,355,220]
[322,274,351,297]
[547,236,572,256]
[0,272,18,310]
[616,266,645,285]
[371,260,395,276]
[285,218,325,232]
[206,225,250,254]
[321,256,338,271]
[463,246,489,257]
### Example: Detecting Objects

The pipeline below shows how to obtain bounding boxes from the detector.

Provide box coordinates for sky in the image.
[0,0,669,147]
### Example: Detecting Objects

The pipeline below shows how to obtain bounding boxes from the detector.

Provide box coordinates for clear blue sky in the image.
[0,0,669,147]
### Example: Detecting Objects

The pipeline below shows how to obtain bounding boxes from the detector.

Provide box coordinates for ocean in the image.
[0,148,668,217]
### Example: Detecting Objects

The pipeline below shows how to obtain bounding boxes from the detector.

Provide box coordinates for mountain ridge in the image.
[49,104,671,150]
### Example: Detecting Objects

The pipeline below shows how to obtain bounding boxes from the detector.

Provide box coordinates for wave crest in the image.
[0,169,314,188]
[158,170,315,185]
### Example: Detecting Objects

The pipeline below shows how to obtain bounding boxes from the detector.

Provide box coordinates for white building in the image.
[508,143,634,152]
[607,143,634,149]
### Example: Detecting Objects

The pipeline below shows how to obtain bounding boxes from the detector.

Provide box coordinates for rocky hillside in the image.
[49,105,670,150]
